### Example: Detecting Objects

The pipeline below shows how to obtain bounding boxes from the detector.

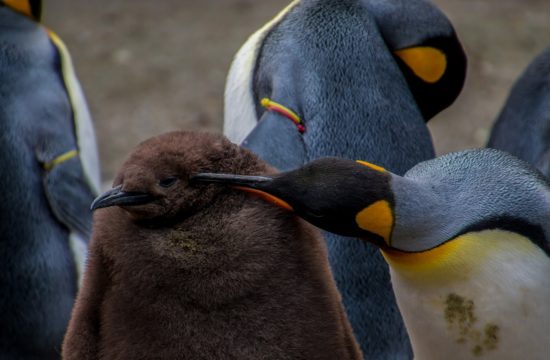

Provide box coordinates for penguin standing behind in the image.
[223,0,466,357]
[0,1,101,358]
[488,48,550,178]
[194,148,550,359]
[62,131,362,360]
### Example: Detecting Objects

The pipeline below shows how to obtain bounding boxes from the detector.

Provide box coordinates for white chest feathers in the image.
[384,229,550,360]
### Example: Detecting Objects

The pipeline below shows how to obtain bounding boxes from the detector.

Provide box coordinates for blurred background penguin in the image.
[0,0,100,358]
[488,48,550,178]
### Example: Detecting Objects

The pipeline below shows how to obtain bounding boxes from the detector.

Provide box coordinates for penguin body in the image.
[224,0,466,357]
[488,48,550,178]
[0,2,100,358]
[386,149,550,359]
[63,131,362,360]
[193,148,550,359]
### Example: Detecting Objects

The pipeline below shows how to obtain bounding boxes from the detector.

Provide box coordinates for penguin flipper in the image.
[241,112,307,171]
[41,154,96,240]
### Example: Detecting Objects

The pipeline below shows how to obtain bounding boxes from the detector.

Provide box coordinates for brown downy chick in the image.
[62,131,362,360]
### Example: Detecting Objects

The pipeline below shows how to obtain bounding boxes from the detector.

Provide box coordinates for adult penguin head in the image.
[224,0,466,162]
[365,0,467,120]
[192,149,550,256]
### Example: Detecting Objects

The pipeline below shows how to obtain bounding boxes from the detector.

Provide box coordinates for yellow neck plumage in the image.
[381,229,545,285]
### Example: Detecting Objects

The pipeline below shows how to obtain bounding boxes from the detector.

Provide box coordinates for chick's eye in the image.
[158,176,178,188]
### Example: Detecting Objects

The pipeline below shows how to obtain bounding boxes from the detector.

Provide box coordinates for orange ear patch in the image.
[355,200,393,244]
[394,46,447,84]
[233,186,294,211]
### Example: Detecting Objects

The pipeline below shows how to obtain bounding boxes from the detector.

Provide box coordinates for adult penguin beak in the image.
[190,173,273,187]
[192,157,397,244]
[90,185,155,211]
[190,173,294,211]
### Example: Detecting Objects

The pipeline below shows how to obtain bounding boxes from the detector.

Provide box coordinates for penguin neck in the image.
[389,165,550,253]
[383,229,550,359]
[388,175,452,251]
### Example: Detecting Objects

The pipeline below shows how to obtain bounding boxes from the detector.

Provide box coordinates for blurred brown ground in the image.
[43,0,550,183]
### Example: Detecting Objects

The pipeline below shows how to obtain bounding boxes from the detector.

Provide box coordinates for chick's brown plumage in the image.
[62,131,361,360]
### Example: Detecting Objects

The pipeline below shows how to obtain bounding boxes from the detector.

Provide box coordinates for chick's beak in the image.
[90,185,155,211]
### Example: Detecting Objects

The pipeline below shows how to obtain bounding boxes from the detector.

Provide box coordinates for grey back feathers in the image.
[488,48,550,178]
[0,5,99,359]
[63,131,362,360]
[392,148,550,254]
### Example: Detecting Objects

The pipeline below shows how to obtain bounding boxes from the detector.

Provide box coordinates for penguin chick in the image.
[488,47,550,178]
[193,148,550,359]
[62,131,362,360]
[0,2,100,358]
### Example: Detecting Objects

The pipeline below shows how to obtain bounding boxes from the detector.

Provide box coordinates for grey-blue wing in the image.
[41,154,96,240]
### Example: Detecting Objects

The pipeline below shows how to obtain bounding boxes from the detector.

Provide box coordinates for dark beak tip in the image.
[89,195,112,211]
[89,185,154,211]
[89,198,103,211]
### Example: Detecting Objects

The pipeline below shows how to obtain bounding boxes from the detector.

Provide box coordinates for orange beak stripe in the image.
[233,186,294,211]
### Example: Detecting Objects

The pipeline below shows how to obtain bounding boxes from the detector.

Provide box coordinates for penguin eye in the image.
[158,176,178,188]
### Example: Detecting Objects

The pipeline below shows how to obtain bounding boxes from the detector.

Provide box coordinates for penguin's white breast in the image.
[385,229,550,359]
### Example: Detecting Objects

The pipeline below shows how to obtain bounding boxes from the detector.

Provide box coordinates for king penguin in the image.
[0,1,101,358]
[488,47,550,178]
[223,0,467,357]
[63,131,362,360]
[193,148,550,359]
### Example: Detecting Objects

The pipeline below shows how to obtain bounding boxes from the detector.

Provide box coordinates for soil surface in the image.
[43,0,550,183]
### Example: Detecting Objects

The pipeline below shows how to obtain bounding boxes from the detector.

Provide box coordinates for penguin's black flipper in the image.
[40,153,95,239]
[37,144,97,283]
[242,112,307,171]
